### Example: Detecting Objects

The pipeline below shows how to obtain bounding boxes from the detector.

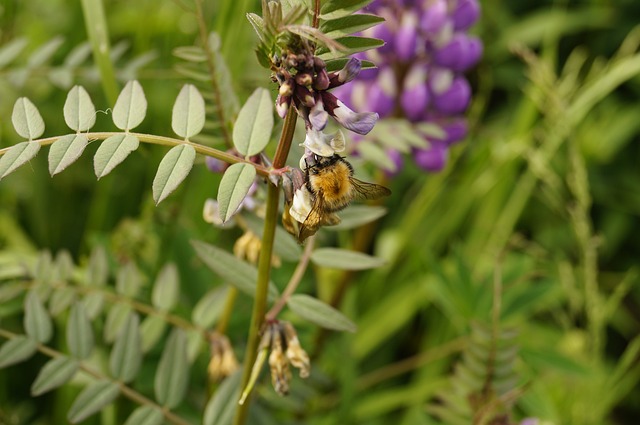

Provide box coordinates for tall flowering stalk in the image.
[333,0,482,172]
[232,1,386,424]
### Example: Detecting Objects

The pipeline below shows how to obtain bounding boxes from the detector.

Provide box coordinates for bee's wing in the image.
[349,177,391,201]
[298,195,325,243]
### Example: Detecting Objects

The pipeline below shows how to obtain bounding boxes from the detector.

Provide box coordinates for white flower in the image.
[289,187,313,223]
[300,128,346,158]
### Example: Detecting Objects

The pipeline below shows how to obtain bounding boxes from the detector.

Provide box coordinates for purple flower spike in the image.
[401,64,429,121]
[432,76,471,114]
[414,142,448,171]
[460,36,483,70]
[453,0,481,31]
[420,0,448,33]
[395,11,419,62]
[371,11,396,54]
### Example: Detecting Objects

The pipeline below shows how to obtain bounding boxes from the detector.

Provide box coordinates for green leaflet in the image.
[67,380,120,423]
[112,80,147,131]
[11,97,45,140]
[154,328,189,409]
[287,294,357,333]
[48,134,88,176]
[64,85,96,132]
[217,163,256,223]
[0,141,41,180]
[94,133,140,179]
[31,356,79,396]
[311,248,386,270]
[232,88,274,156]
[172,84,205,139]
[152,144,196,205]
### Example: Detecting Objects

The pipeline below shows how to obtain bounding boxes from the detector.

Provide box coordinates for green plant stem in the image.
[0,132,270,177]
[0,328,190,425]
[265,235,315,321]
[80,0,119,105]
[194,0,233,147]
[233,106,297,425]
[216,286,238,334]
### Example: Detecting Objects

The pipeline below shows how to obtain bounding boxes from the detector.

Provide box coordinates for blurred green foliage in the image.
[1,0,640,424]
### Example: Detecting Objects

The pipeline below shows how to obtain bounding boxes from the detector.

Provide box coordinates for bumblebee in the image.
[284,154,391,242]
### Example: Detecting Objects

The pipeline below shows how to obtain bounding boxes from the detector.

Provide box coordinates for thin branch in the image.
[194,0,233,147]
[265,235,315,321]
[0,328,190,425]
[0,132,271,177]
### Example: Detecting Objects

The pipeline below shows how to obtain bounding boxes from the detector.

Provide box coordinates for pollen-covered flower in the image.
[334,0,482,172]
[207,333,239,381]
[241,321,311,398]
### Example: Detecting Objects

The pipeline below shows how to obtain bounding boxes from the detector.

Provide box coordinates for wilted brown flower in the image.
[207,333,239,381]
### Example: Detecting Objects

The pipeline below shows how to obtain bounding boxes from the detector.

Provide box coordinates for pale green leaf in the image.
[64,85,96,131]
[0,282,24,303]
[152,144,196,205]
[287,294,357,332]
[152,263,180,311]
[243,215,302,261]
[328,205,387,231]
[232,88,273,156]
[27,36,64,67]
[67,380,120,423]
[64,42,92,67]
[104,303,133,344]
[123,405,164,425]
[113,80,147,130]
[172,84,205,139]
[94,133,140,179]
[0,141,41,180]
[54,250,74,281]
[311,248,385,270]
[48,134,88,176]
[321,14,385,38]
[0,37,28,68]
[140,315,166,352]
[82,293,104,320]
[172,46,206,63]
[67,302,94,359]
[203,371,241,425]
[116,262,142,298]
[109,312,142,383]
[31,356,79,396]
[191,240,279,301]
[48,286,76,317]
[154,328,189,409]
[217,163,256,223]
[186,328,202,363]
[12,97,44,140]
[87,245,109,286]
[0,336,37,368]
[24,290,53,343]
[357,139,397,171]
[192,286,229,329]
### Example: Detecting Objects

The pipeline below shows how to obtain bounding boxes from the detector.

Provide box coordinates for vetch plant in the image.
[0,1,393,424]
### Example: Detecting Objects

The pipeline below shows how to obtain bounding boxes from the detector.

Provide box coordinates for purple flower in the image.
[414,141,449,172]
[323,92,379,135]
[432,76,471,114]
[420,0,448,33]
[395,11,419,61]
[434,33,483,72]
[442,119,468,144]
[401,63,430,121]
[452,0,481,31]
[206,156,227,173]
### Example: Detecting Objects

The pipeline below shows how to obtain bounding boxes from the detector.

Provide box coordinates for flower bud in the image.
[395,10,419,61]
[434,33,483,72]
[401,63,430,121]
[420,0,448,33]
[452,0,481,31]
[205,156,227,173]
[414,141,448,171]
[432,76,471,114]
